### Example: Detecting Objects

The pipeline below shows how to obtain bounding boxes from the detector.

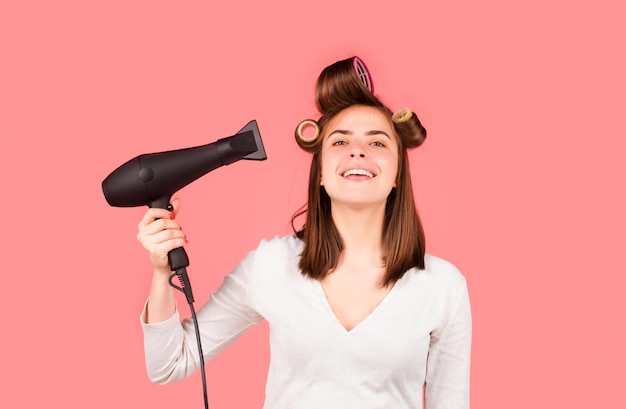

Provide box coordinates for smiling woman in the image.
[320,105,400,209]
[136,55,471,409]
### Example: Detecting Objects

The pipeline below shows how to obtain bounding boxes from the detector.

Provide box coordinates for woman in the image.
[137,56,472,409]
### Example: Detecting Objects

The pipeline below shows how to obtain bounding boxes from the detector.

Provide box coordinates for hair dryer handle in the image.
[147,198,189,270]
[168,247,189,270]
[148,197,194,303]
[149,196,172,211]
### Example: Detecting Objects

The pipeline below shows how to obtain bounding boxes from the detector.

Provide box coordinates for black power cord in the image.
[167,255,209,409]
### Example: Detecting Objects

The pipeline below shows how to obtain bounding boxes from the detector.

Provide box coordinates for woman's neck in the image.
[331,202,386,266]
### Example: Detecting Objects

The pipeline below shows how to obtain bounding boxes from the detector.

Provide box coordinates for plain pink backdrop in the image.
[1,1,624,408]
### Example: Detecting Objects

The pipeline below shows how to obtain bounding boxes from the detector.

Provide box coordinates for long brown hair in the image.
[292,57,427,286]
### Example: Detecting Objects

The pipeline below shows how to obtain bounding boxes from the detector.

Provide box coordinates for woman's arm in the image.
[424,278,472,409]
[136,198,263,384]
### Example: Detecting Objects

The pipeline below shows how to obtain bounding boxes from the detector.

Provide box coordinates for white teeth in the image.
[342,169,374,178]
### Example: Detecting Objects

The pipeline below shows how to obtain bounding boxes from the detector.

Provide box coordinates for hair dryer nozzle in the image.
[239,120,266,161]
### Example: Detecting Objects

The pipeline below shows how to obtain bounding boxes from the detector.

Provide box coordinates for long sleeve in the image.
[424,276,472,409]
[140,248,263,384]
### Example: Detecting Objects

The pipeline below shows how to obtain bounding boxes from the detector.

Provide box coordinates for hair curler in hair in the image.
[353,57,374,92]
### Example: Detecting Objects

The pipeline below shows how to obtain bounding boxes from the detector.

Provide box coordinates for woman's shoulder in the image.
[241,235,305,292]
[406,253,467,288]
[256,234,303,252]
[248,234,303,266]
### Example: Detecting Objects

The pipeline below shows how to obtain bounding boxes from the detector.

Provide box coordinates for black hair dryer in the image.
[102,120,267,303]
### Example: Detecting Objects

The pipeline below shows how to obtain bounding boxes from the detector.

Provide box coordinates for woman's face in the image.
[320,105,399,209]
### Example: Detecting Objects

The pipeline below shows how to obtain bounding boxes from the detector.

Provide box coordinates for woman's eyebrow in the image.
[327,129,351,138]
[367,130,391,139]
[328,129,391,139]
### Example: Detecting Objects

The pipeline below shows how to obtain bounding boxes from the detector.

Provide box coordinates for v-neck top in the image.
[313,273,401,334]
[141,235,472,409]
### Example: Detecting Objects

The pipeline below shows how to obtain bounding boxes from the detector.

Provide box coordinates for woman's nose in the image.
[350,143,366,158]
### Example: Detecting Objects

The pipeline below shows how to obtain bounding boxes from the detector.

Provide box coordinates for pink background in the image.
[1,1,624,408]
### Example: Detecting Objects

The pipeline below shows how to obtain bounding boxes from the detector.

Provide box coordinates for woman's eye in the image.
[371,141,385,147]
[333,140,347,146]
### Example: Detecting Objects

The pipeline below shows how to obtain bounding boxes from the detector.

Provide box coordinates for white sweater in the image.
[141,235,471,409]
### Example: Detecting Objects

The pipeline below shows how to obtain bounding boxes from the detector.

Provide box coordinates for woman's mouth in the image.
[342,169,374,178]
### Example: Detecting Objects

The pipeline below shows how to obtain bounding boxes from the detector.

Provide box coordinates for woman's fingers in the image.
[144,233,186,257]
[136,198,186,268]
[139,217,178,236]
[138,208,172,229]
[138,221,184,248]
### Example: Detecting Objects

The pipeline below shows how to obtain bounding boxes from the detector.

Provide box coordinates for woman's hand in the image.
[136,198,186,273]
